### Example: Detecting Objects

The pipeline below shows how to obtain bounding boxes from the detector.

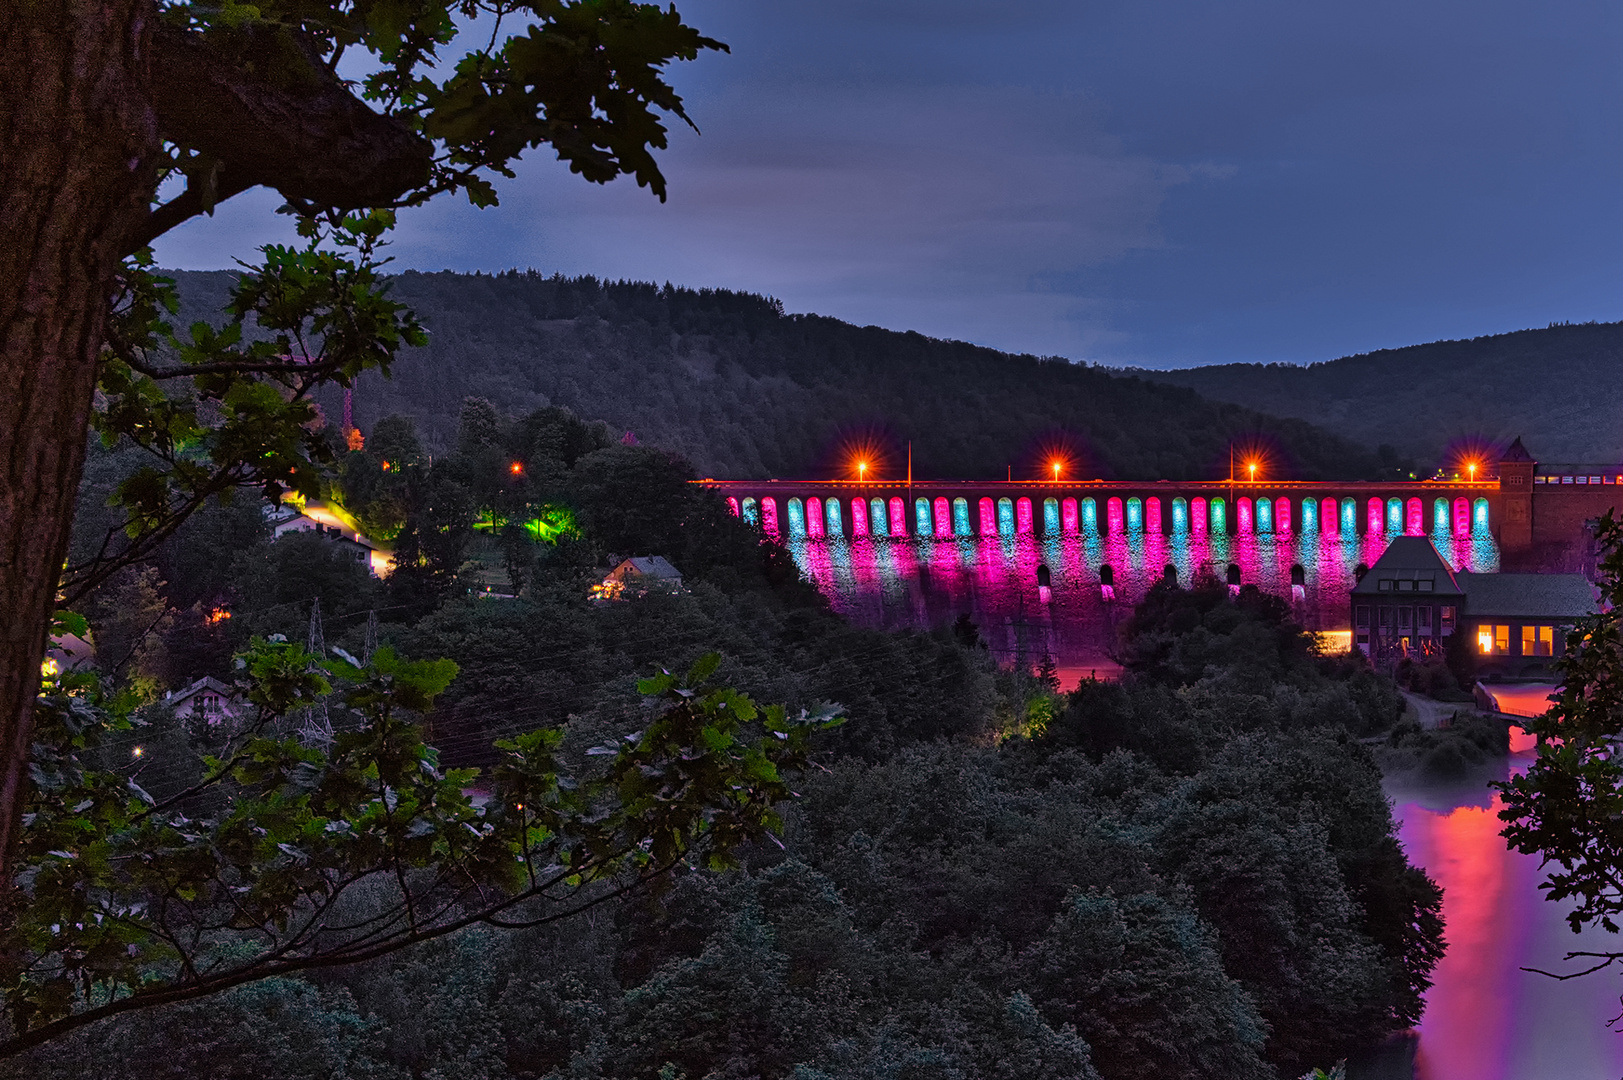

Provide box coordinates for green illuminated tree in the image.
[0,0,723,889]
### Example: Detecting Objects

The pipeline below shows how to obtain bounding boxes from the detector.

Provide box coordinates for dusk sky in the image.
[154,0,1623,368]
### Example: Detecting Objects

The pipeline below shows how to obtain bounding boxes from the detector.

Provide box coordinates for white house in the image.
[164,675,248,725]
[265,501,390,576]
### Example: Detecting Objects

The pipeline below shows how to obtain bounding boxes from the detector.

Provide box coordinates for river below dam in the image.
[1368,743,1623,1080]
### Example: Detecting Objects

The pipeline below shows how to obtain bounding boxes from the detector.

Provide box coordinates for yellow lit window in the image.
[1522,625,1555,657]
[1478,627,1494,654]
[1495,625,1510,653]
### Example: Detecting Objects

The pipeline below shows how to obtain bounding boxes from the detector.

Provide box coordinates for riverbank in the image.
[1358,749,1623,1080]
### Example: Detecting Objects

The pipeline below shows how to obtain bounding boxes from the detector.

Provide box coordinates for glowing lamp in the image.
[380,461,391,472]
[857,460,868,480]
[1247,461,1258,481]
[1467,461,1478,480]
[1051,460,1062,481]
[132,746,143,759]
[509,462,524,475]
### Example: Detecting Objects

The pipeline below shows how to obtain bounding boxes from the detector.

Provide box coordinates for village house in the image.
[163,675,249,725]
[266,500,389,576]
[591,556,684,601]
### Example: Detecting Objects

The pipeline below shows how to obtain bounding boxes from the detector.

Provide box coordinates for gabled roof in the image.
[1351,537,1464,596]
[1500,437,1536,463]
[617,556,681,579]
[1456,572,1597,620]
[166,675,236,704]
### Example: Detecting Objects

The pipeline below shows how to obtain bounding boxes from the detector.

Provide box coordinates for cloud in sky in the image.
[154,0,1623,367]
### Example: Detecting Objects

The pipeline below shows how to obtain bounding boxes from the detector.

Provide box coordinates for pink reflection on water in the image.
[1393,759,1623,1080]
[1402,796,1523,1080]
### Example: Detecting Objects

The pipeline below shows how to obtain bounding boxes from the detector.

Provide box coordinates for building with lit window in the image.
[1350,537,1464,662]
[1351,536,1597,675]
[1453,571,1597,678]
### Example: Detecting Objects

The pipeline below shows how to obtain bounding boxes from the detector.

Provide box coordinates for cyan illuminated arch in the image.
[1386,497,1403,535]
[998,497,1015,536]
[787,498,806,538]
[1081,497,1099,533]
[953,497,972,536]
[1125,497,1143,531]
[915,497,932,536]
[1172,497,1189,532]
[870,497,888,537]
[1043,497,1060,534]
[1432,498,1449,536]
[1473,498,1490,534]
[741,496,758,526]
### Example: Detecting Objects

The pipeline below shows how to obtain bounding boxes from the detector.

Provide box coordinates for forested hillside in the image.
[170,269,1390,482]
[1139,322,1623,467]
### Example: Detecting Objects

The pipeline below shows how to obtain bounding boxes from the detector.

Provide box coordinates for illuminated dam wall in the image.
[706,480,1516,666]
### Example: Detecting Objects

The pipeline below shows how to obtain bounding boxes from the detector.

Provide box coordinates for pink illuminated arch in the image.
[761,497,778,534]
[1367,498,1384,534]
[979,497,997,535]
[1016,497,1033,533]
[851,498,869,536]
[1321,497,1338,535]
[726,496,739,516]
[1407,497,1424,535]
[1062,497,1079,533]
[1453,497,1470,538]
[1274,497,1291,533]
[1191,497,1207,534]
[806,497,825,538]
[934,497,952,538]
[890,497,907,537]
[1237,497,1253,532]
[1107,497,1124,532]
[1146,497,1162,533]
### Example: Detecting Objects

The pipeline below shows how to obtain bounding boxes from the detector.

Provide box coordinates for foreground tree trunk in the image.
[0,3,159,876]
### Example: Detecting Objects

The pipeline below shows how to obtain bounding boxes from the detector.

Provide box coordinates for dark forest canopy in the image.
[1138,321,1623,467]
[169,269,1398,483]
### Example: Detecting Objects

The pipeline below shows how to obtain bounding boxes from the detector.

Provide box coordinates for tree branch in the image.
[134,23,432,255]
